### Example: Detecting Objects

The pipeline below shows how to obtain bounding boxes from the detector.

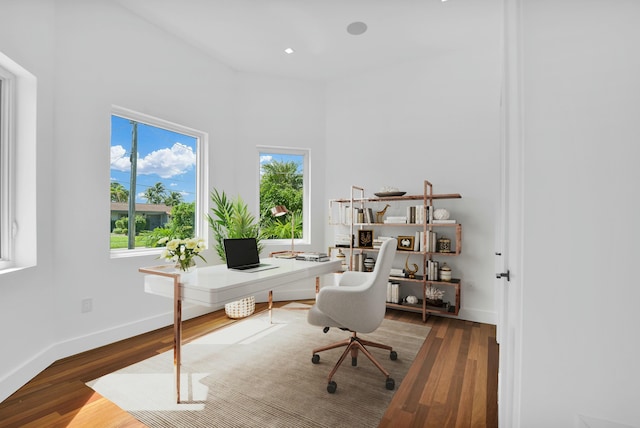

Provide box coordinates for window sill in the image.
[110,247,163,259]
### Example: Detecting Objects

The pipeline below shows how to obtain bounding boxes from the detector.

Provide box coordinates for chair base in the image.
[311,331,397,393]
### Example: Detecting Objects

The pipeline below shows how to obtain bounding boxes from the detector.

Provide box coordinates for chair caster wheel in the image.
[327,381,337,393]
[390,351,398,360]
[386,378,395,390]
[312,354,320,364]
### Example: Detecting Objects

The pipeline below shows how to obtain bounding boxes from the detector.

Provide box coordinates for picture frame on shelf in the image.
[397,235,415,251]
[358,229,374,248]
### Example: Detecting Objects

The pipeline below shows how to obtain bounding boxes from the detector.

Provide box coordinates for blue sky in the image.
[259,152,303,174]
[110,115,197,203]
[110,115,303,205]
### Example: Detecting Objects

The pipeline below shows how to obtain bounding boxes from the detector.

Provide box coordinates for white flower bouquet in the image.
[158,237,207,271]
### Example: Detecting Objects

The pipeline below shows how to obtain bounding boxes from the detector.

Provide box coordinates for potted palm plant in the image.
[207,189,263,261]
[208,189,262,319]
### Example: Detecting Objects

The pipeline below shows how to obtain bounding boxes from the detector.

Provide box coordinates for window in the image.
[0,52,37,271]
[258,148,309,243]
[110,106,207,256]
[0,75,7,262]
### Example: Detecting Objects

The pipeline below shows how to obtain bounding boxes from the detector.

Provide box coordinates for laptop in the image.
[224,238,278,273]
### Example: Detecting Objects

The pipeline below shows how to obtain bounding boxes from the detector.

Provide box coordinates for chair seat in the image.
[307,304,344,329]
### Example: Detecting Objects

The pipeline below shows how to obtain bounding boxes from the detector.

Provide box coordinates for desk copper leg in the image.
[316,276,320,295]
[268,290,273,324]
[174,276,182,403]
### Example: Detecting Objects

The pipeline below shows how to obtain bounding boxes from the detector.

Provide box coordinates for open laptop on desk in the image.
[224,238,278,273]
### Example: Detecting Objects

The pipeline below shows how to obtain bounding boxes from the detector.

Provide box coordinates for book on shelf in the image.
[295,252,330,262]
[414,205,425,224]
[426,260,440,280]
[384,216,407,224]
[390,267,405,277]
[406,206,416,224]
[386,281,400,304]
[374,236,394,249]
[428,231,437,252]
[351,252,365,271]
[335,234,352,247]
[433,219,457,224]
[364,207,374,223]
[428,205,433,223]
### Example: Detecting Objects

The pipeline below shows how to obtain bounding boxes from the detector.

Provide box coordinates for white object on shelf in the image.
[433,208,450,220]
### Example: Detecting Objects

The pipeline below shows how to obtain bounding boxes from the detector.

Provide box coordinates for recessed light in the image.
[346,22,367,36]
[284,48,295,54]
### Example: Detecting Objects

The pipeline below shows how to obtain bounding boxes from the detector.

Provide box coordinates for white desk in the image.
[140,258,341,403]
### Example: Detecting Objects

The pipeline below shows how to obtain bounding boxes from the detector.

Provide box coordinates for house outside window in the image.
[258,148,308,244]
[110,106,207,256]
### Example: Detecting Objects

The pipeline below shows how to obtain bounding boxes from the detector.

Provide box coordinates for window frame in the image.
[0,67,14,267]
[0,51,37,272]
[257,146,310,246]
[110,105,208,258]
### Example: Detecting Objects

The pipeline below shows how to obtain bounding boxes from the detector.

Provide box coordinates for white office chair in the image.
[307,238,398,393]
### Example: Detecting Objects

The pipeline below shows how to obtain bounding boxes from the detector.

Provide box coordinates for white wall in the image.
[324,5,503,323]
[0,0,57,401]
[49,0,238,352]
[0,0,325,401]
[231,73,329,299]
[518,1,640,426]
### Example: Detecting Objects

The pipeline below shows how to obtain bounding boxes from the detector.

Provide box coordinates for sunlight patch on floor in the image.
[90,373,209,411]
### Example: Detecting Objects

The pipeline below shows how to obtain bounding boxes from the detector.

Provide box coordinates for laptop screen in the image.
[224,238,261,269]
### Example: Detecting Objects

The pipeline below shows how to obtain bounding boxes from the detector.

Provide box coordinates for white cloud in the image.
[110,145,130,171]
[110,143,196,178]
[260,155,273,164]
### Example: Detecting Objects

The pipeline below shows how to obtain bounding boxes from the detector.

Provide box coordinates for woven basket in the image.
[225,296,255,319]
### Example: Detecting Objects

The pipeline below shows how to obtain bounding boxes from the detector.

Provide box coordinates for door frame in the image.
[497,0,525,426]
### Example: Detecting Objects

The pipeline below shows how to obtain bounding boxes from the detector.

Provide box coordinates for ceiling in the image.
[117,0,498,81]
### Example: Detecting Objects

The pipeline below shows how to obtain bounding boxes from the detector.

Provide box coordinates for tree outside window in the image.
[110,109,205,252]
[259,151,305,240]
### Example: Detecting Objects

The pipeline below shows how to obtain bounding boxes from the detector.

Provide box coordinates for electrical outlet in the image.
[81,298,93,313]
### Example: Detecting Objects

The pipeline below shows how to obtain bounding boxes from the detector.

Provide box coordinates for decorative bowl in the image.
[374,191,406,197]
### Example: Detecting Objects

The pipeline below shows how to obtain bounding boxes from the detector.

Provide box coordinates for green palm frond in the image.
[207,189,263,260]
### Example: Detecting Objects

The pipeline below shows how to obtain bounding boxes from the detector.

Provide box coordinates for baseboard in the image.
[0,304,218,403]
[0,344,56,403]
[577,414,637,428]
[457,307,497,325]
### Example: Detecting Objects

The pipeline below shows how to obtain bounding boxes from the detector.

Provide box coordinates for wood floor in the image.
[0,301,498,428]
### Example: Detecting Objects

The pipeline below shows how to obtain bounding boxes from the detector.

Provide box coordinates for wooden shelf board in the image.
[389,275,424,283]
[386,303,423,313]
[426,278,461,285]
[331,193,462,204]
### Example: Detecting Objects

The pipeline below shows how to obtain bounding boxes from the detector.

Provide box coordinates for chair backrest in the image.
[344,237,397,333]
[313,237,397,333]
[368,237,398,320]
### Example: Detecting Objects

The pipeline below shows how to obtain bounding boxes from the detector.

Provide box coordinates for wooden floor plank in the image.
[0,303,498,428]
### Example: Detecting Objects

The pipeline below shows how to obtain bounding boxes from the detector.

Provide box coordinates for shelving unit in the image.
[328,180,462,322]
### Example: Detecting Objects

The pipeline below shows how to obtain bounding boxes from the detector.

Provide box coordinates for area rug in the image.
[87,303,430,427]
